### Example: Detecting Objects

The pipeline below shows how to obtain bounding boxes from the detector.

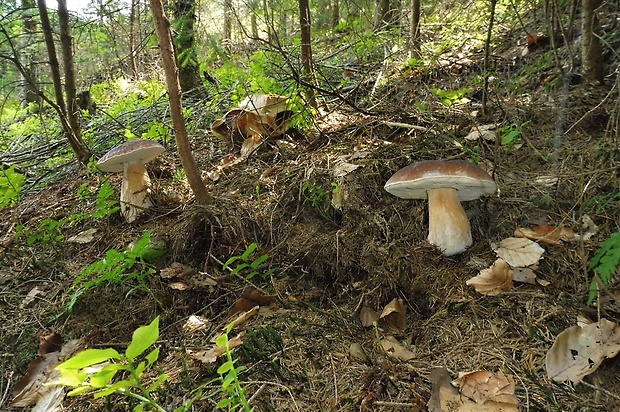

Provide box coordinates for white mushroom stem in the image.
[121,162,154,223]
[426,187,472,256]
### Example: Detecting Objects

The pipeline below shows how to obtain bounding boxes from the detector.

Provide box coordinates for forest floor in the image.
[2,27,620,412]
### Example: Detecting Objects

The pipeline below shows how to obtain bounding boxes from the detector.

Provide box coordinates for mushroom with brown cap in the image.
[97,139,165,223]
[384,160,496,256]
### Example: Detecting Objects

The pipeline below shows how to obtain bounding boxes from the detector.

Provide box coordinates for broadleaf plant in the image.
[56,317,167,411]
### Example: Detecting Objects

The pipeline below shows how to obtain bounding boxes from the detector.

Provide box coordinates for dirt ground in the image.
[2,32,620,412]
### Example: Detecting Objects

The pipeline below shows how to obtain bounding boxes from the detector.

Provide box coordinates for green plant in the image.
[223,243,275,282]
[16,218,67,245]
[56,316,168,411]
[0,165,25,208]
[588,231,620,305]
[301,182,328,209]
[93,182,120,219]
[499,121,530,147]
[431,87,471,107]
[213,322,254,411]
[67,232,166,312]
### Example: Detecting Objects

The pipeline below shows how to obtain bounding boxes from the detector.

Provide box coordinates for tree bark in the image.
[20,0,40,107]
[331,0,340,29]
[173,0,205,96]
[37,0,91,163]
[581,0,604,82]
[409,0,420,55]
[57,0,82,140]
[373,0,389,31]
[223,0,233,43]
[299,0,317,108]
[150,0,212,205]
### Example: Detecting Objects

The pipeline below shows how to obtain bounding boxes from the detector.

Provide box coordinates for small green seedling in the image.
[0,165,25,209]
[223,243,275,281]
[56,317,168,412]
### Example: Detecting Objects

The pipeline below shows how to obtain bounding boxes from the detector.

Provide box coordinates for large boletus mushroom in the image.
[97,139,165,223]
[384,160,497,256]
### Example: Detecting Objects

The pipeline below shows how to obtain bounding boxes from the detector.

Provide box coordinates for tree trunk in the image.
[57,0,82,140]
[373,0,389,31]
[299,0,317,108]
[21,0,40,107]
[249,0,259,38]
[409,0,420,55]
[223,0,233,43]
[173,0,206,96]
[150,0,212,206]
[481,0,497,116]
[129,0,139,78]
[581,0,604,82]
[37,0,91,163]
[263,0,276,43]
[332,0,340,28]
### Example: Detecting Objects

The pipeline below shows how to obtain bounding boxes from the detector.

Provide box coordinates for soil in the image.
[2,28,620,412]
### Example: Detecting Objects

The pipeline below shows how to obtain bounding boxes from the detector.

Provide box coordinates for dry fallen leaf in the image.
[379,298,407,331]
[455,370,519,405]
[21,286,47,308]
[160,262,195,279]
[464,124,496,141]
[188,332,246,363]
[349,343,369,362]
[428,367,519,412]
[360,305,380,327]
[183,315,211,334]
[546,318,620,383]
[380,335,415,361]
[493,237,545,267]
[466,259,513,296]
[332,161,361,178]
[240,135,262,157]
[514,225,574,245]
[66,228,97,244]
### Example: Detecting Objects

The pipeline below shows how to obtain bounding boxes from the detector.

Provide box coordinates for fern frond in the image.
[588,231,620,305]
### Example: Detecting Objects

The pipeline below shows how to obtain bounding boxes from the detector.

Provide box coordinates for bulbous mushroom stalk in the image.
[121,162,155,223]
[426,187,472,256]
[384,160,497,257]
[97,139,165,223]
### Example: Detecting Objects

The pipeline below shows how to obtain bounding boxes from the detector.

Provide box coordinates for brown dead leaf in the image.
[455,370,519,405]
[379,298,407,331]
[466,259,513,296]
[380,335,415,361]
[428,367,519,412]
[227,287,276,318]
[66,228,97,244]
[21,285,47,308]
[514,225,574,245]
[360,305,380,327]
[11,338,86,408]
[493,237,545,267]
[160,262,195,279]
[183,315,211,334]
[188,332,246,363]
[36,331,62,356]
[546,318,620,383]
[240,135,262,157]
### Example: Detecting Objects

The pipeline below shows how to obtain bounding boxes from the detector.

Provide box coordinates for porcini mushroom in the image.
[97,139,165,223]
[384,160,496,256]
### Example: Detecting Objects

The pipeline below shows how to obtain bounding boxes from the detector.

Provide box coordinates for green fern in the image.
[588,231,620,305]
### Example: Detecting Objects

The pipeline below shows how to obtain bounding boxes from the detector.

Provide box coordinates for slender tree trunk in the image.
[223,0,233,43]
[481,0,497,116]
[249,0,259,38]
[331,0,340,28]
[57,0,82,138]
[129,0,139,78]
[21,0,40,107]
[581,0,604,82]
[373,0,389,31]
[409,0,420,55]
[150,0,212,205]
[173,0,205,96]
[299,0,317,108]
[264,0,276,43]
[37,0,91,163]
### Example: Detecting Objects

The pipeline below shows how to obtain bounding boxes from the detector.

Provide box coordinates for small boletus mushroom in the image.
[384,160,496,256]
[97,139,165,223]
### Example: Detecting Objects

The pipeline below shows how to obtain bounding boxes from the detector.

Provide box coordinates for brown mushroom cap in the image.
[384,160,496,201]
[97,139,165,172]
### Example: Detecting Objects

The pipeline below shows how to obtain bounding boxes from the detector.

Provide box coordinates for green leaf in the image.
[126,316,160,361]
[215,333,229,347]
[90,366,121,388]
[147,373,168,392]
[135,360,146,376]
[223,255,241,269]
[145,347,160,366]
[241,243,258,260]
[217,360,234,375]
[217,397,232,408]
[67,386,93,397]
[58,368,88,387]
[93,379,133,398]
[57,348,121,370]
[250,254,269,269]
